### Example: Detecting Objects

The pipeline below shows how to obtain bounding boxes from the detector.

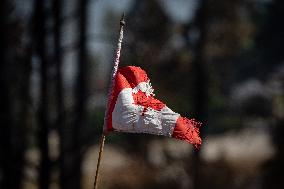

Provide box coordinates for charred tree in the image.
[53,0,64,121]
[62,0,89,188]
[33,0,51,188]
[73,0,88,187]
[52,0,67,189]
[0,1,13,188]
[190,1,209,189]
[0,1,31,188]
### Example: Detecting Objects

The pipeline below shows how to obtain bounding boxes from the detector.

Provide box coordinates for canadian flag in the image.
[104,66,202,148]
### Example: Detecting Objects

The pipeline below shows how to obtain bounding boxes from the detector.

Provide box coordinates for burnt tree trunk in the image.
[34,0,51,188]
[52,0,67,189]
[63,0,89,188]
[0,1,30,188]
[191,1,209,189]
[73,0,88,187]
[0,1,12,188]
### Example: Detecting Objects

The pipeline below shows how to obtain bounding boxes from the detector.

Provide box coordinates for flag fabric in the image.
[104,66,202,148]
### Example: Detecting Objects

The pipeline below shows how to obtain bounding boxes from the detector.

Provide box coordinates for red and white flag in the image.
[104,66,202,148]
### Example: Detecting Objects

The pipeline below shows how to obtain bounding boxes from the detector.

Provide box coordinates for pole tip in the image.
[120,12,125,26]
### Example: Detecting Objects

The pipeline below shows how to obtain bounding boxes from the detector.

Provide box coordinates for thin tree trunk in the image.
[34,0,51,188]
[17,49,32,189]
[53,1,63,114]
[66,0,88,188]
[191,1,209,189]
[52,0,68,188]
[0,2,12,189]
[74,0,88,181]
[0,1,31,188]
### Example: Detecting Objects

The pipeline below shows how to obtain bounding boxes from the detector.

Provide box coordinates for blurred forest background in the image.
[0,0,284,189]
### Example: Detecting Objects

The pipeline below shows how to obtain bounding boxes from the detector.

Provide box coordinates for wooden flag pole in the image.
[93,13,125,189]
[93,134,105,189]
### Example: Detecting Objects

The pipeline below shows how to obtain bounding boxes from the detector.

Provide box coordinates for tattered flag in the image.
[104,66,202,148]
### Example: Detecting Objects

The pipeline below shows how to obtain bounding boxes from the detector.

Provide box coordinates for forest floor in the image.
[23,127,275,189]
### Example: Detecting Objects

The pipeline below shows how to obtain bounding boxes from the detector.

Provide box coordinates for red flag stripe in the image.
[172,117,202,148]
